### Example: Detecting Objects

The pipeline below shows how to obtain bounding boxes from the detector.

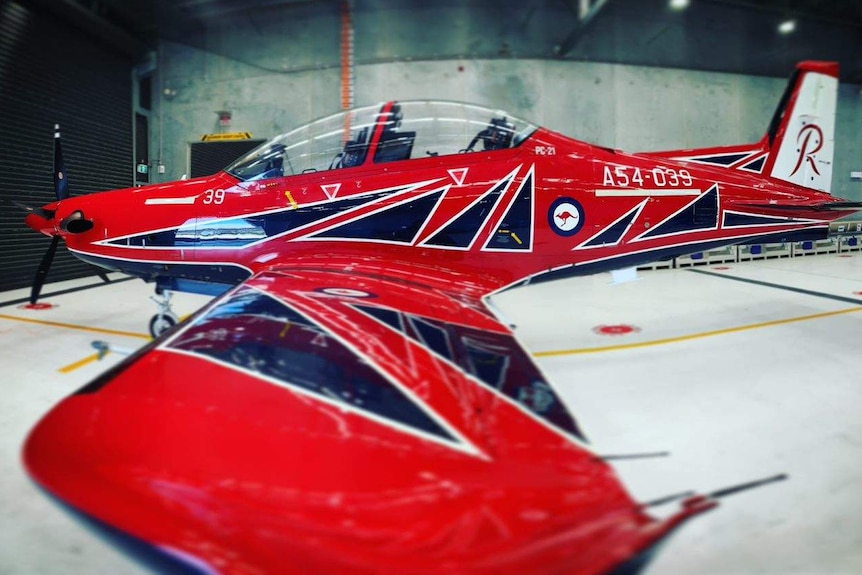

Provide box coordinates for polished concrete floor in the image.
[1,253,861,574]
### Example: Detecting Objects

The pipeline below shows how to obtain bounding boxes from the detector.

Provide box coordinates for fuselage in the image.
[27,118,855,298]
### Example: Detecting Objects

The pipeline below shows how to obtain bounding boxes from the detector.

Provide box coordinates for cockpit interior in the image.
[227,100,536,182]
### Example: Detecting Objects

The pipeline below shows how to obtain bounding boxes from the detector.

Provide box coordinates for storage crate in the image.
[675,245,737,267]
[792,237,838,256]
[838,235,862,253]
[738,242,791,261]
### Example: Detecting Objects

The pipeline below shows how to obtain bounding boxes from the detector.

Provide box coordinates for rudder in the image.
[763,61,838,193]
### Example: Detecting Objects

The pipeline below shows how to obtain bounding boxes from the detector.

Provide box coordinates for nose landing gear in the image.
[149,288,179,338]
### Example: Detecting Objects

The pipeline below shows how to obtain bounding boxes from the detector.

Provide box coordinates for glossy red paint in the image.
[25,269,718,574]
[22,62,860,574]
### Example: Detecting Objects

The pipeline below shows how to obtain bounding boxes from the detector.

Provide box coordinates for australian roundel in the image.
[548,197,585,237]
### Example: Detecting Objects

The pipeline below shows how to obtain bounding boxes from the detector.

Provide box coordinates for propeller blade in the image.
[9,199,55,220]
[30,235,60,305]
[54,125,69,201]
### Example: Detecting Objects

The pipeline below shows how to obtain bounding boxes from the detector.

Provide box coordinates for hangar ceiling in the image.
[23,0,862,83]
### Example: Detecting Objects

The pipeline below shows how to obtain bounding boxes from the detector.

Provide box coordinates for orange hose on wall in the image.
[340,0,354,111]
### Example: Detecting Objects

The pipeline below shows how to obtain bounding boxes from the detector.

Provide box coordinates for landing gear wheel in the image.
[149,288,178,338]
[149,312,178,338]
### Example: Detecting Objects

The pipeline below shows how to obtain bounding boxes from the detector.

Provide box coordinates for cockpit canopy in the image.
[226,100,537,182]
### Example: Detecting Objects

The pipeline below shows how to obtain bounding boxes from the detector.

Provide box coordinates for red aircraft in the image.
[21,61,861,574]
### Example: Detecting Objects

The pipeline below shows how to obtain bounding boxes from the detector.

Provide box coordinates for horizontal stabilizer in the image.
[819,201,862,211]
[738,201,862,212]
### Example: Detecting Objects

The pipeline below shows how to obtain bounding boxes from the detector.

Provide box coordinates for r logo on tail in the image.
[789,123,824,177]
[766,61,837,193]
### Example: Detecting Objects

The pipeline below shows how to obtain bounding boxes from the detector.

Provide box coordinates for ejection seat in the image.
[331,127,370,169]
[463,117,515,152]
[373,104,415,163]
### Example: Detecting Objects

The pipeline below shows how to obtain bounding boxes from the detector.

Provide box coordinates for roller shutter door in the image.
[0,1,132,293]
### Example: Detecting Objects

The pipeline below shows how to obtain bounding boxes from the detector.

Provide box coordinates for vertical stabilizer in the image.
[764,61,838,193]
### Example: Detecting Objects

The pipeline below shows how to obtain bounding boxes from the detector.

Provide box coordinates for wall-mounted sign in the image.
[200,132,253,142]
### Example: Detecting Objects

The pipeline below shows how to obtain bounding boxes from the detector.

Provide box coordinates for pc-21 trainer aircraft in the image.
[21,61,862,574]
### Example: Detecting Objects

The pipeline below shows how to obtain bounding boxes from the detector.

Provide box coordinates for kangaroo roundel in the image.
[549,197,585,236]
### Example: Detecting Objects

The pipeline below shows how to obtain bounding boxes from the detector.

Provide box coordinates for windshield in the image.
[226,100,537,182]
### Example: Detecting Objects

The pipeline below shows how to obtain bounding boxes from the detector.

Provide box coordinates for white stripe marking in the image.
[595,188,701,197]
[145,196,197,205]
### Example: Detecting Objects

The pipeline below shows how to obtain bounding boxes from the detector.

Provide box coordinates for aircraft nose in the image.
[24,205,58,237]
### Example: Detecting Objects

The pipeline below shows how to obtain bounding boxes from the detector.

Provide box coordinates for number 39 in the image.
[202,189,225,204]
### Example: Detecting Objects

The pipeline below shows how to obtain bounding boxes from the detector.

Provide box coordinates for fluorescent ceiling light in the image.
[778,19,796,34]
[669,0,689,10]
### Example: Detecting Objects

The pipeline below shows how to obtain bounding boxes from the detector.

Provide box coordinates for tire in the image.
[149,313,178,338]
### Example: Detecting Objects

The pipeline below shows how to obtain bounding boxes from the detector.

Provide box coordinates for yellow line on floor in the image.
[0,313,150,340]
[58,352,106,373]
[534,306,862,357]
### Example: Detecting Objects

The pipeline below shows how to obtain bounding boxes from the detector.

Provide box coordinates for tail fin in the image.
[763,61,838,193]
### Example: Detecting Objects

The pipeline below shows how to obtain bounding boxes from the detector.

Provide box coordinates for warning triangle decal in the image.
[448,168,469,186]
[322,183,341,199]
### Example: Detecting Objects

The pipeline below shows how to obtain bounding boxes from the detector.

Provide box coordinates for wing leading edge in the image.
[24,267,713,575]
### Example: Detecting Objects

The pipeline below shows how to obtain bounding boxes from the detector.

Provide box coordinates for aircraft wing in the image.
[24,265,713,575]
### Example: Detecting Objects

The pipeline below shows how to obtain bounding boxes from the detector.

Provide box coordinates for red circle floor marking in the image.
[712,266,731,271]
[593,324,640,336]
[20,303,56,310]
[838,254,853,258]
[854,291,862,297]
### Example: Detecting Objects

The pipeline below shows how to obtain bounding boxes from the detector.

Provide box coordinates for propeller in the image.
[24,125,109,306]
[25,124,69,305]
[28,126,69,305]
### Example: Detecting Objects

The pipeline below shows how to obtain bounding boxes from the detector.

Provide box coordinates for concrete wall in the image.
[153,41,862,200]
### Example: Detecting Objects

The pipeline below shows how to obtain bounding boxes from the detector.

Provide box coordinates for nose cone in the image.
[25,210,57,237]
[26,197,97,240]
[24,200,61,237]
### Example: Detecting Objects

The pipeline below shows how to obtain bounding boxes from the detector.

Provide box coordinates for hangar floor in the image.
[1,253,860,574]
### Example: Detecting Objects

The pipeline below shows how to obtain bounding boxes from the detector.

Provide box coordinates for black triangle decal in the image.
[740,155,766,173]
[354,304,404,333]
[641,186,718,239]
[484,171,533,250]
[355,306,584,442]
[692,152,750,166]
[312,188,445,243]
[170,288,456,443]
[583,203,641,247]
[723,211,791,227]
[424,174,513,248]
